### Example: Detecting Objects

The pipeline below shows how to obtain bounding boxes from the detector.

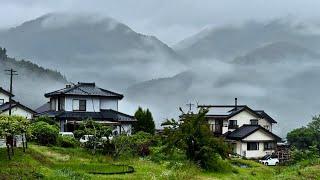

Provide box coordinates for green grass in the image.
[0,145,320,179]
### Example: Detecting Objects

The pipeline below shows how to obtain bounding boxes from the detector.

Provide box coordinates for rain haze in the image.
[1,1,320,137]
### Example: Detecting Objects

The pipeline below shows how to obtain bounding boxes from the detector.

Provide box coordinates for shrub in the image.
[101,140,115,155]
[73,130,86,140]
[291,145,320,163]
[150,146,186,163]
[112,131,153,158]
[33,116,57,126]
[57,136,79,148]
[30,121,59,145]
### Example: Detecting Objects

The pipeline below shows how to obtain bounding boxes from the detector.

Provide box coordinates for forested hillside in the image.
[0,47,67,108]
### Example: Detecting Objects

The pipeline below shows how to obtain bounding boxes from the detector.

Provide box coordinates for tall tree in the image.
[287,115,320,150]
[161,108,230,170]
[0,116,29,159]
[133,107,155,134]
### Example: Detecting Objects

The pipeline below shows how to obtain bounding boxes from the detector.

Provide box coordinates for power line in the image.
[5,69,18,116]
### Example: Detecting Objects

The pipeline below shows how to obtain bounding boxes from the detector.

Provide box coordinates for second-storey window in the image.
[73,99,86,111]
[228,120,238,129]
[0,99,4,105]
[79,100,86,111]
[250,119,259,125]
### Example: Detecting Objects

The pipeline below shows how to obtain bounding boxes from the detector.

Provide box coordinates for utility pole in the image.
[5,69,18,116]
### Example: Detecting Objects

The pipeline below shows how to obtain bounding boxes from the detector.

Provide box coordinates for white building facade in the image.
[0,87,35,119]
[36,82,136,135]
[205,105,281,159]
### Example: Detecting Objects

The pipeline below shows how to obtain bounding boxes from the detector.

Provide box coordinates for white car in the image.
[259,154,279,166]
[59,132,75,138]
[79,135,93,143]
[79,135,111,143]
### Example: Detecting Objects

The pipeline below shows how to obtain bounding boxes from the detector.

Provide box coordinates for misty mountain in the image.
[174,20,320,61]
[126,57,320,136]
[0,47,67,108]
[0,13,185,91]
[127,71,194,100]
[233,41,320,65]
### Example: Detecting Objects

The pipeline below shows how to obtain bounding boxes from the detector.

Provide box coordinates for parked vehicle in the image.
[59,132,75,138]
[259,154,279,166]
[79,135,111,144]
[79,135,93,143]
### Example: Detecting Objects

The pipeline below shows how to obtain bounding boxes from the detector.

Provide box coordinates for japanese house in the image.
[36,82,136,135]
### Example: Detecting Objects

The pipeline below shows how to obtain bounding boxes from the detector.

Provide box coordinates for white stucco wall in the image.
[0,92,9,104]
[226,110,272,132]
[243,130,275,141]
[235,130,276,158]
[64,96,100,112]
[100,98,118,111]
[228,110,258,127]
[1,107,33,119]
[259,118,272,131]
[241,142,274,158]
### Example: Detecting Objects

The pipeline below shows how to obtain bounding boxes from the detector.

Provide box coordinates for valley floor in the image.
[0,145,319,180]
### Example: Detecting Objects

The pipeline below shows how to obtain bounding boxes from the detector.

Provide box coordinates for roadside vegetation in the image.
[1,109,320,179]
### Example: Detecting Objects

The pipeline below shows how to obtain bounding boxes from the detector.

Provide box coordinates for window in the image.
[73,99,86,111]
[250,119,259,125]
[50,99,56,111]
[228,120,238,129]
[264,142,274,150]
[79,100,86,111]
[0,99,4,105]
[247,142,259,150]
[58,97,65,111]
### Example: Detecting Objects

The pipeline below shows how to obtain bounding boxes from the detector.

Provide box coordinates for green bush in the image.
[73,130,86,140]
[33,116,57,126]
[57,136,79,148]
[291,145,320,163]
[150,146,186,163]
[112,131,153,158]
[30,121,59,145]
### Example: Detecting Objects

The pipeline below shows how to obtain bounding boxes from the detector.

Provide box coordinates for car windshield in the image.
[261,155,271,160]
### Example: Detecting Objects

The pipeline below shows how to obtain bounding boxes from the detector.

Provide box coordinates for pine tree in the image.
[133,107,155,134]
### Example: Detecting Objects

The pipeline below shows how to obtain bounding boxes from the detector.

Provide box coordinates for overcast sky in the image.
[1,0,320,45]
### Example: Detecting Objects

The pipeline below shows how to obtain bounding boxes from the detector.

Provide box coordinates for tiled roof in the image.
[45,82,123,99]
[0,87,14,97]
[37,109,136,122]
[0,100,35,114]
[227,125,260,140]
[35,102,50,113]
[255,110,277,123]
[226,125,281,141]
[206,106,277,124]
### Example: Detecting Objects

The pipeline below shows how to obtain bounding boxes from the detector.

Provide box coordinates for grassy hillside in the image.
[1,145,320,179]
